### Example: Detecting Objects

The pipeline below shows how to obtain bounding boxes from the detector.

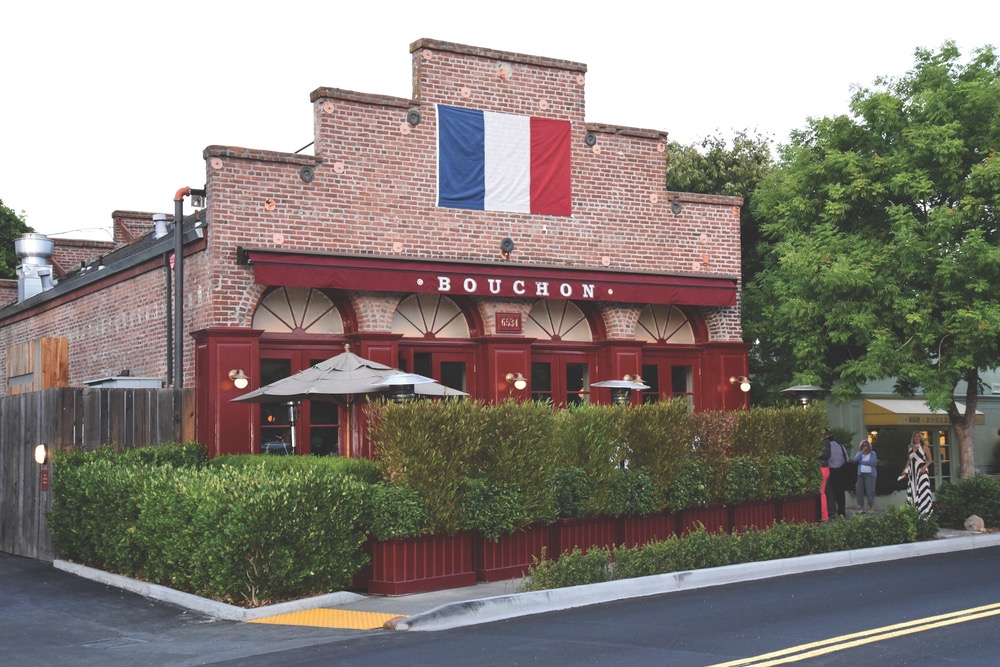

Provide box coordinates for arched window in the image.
[392,293,470,338]
[251,287,346,456]
[636,304,694,344]
[392,294,473,396]
[525,299,593,342]
[252,287,344,334]
[636,304,699,409]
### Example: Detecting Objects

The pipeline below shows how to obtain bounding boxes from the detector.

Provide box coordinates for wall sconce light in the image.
[229,369,250,389]
[730,376,752,393]
[34,444,48,465]
[505,372,528,390]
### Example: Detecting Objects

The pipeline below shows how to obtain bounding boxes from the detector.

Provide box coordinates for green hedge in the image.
[523,505,937,591]
[48,444,368,607]
[367,401,830,533]
[935,476,1000,528]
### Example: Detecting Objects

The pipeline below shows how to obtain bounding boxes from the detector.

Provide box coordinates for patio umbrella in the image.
[231,345,466,455]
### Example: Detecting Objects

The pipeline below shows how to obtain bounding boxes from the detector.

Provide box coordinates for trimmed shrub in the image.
[523,504,934,591]
[363,482,432,540]
[769,454,815,499]
[607,467,659,517]
[553,466,593,518]
[522,547,612,591]
[368,400,482,533]
[624,400,695,509]
[935,476,1000,528]
[473,400,559,525]
[664,457,711,511]
[460,478,528,541]
[723,456,763,505]
[553,404,628,516]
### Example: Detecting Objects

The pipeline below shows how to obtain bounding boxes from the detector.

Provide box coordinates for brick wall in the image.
[201,38,742,339]
[0,38,744,393]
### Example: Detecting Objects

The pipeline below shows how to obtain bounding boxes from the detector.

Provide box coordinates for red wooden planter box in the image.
[730,500,778,534]
[622,511,677,548]
[473,525,552,582]
[551,517,621,556]
[779,495,818,524]
[678,504,730,535]
[366,533,476,596]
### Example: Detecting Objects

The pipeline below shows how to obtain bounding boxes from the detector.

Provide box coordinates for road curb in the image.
[394,531,1000,631]
[52,560,366,621]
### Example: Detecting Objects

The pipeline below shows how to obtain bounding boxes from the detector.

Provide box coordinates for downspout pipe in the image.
[173,187,191,388]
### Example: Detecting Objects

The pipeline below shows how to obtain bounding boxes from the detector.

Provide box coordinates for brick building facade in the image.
[0,39,748,458]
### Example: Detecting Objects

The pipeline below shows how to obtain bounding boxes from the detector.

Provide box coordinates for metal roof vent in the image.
[152,213,169,239]
[15,233,54,302]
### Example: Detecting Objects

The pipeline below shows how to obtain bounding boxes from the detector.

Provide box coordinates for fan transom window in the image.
[252,287,344,334]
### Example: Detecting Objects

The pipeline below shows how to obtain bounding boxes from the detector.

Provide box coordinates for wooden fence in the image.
[0,387,194,561]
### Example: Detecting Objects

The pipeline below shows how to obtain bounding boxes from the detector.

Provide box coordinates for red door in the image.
[258,347,341,455]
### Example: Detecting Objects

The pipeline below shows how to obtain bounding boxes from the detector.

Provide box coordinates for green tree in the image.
[666,130,775,402]
[666,130,774,281]
[0,199,34,279]
[748,42,1000,477]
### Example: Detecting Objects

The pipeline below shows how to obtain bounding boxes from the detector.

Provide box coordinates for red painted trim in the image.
[242,249,737,307]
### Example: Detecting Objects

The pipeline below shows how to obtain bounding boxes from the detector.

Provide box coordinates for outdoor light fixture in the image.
[505,372,528,390]
[592,375,651,405]
[781,385,826,407]
[371,372,436,403]
[229,369,250,389]
[730,375,752,393]
[34,444,48,465]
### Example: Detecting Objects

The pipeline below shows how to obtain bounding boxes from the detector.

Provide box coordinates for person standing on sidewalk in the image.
[899,430,934,516]
[854,440,877,514]
[823,433,849,518]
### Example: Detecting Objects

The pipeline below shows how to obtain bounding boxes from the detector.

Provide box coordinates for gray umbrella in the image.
[231,345,466,455]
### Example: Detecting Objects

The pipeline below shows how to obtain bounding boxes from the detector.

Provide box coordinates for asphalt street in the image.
[3,530,1000,666]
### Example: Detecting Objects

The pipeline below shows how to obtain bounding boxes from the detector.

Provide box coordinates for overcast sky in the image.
[2,1,997,240]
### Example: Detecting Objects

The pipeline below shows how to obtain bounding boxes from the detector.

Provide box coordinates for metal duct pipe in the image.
[173,187,190,388]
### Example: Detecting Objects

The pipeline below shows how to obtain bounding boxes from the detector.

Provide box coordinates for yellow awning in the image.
[863,399,985,427]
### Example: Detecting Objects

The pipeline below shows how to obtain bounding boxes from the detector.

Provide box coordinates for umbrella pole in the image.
[288,401,299,455]
[344,397,353,457]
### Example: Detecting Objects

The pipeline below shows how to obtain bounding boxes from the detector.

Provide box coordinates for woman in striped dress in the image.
[899,431,934,516]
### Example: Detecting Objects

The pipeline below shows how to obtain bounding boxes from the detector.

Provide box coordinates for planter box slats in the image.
[730,500,778,534]
[551,517,621,556]
[622,512,677,548]
[366,533,476,596]
[473,525,551,582]
[779,495,819,524]
[678,504,730,535]
[367,500,816,593]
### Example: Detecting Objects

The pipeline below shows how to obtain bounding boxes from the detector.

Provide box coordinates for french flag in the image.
[436,104,572,216]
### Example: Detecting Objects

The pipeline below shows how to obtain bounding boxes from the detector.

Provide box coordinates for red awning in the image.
[239,249,738,307]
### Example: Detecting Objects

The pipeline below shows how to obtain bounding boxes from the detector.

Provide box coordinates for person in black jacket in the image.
[821,433,849,518]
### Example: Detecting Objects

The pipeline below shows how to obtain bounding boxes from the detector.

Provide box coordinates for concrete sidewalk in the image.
[54,528,1000,632]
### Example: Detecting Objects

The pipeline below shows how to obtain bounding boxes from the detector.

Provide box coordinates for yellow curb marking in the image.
[250,608,408,630]
[707,602,1000,666]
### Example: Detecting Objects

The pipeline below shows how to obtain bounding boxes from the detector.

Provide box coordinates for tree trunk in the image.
[949,369,979,479]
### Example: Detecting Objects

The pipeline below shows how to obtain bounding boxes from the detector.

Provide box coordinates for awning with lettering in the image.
[238,248,738,307]
[863,399,985,427]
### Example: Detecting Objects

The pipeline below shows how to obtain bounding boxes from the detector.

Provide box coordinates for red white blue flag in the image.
[436,104,572,216]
